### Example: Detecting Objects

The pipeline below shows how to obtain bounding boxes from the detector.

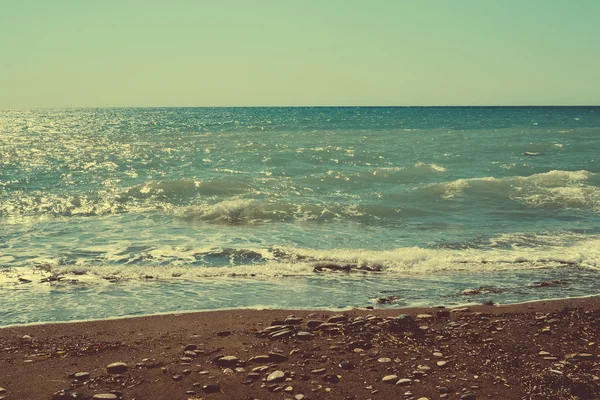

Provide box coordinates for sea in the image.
[1,107,599,326]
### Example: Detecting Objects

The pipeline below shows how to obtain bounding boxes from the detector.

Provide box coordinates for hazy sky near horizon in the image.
[1,1,599,107]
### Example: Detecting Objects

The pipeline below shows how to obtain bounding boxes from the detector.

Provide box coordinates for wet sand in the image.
[1,296,599,400]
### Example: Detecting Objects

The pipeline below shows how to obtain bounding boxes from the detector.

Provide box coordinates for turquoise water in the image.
[1,107,599,325]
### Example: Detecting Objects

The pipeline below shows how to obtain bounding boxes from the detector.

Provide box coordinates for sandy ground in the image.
[1,297,599,400]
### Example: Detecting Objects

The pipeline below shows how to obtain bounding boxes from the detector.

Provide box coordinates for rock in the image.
[437,386,450,393]
[295,394,306,400]
[378,357,392,363]
[270,330,293,339]
[307,320,324,329]
[20,335,33,343]
[73,372,90,380]
[437,361,448,367]
[247,372,261,380]
[396,378,412,386]
[216,355,239,366]
[267,370,286,383]
[106,362,128,374]
[184,344,198,351]
[323,374,340,383]
[172,375,183,381]
[268,352,289,362]
[327,315,348,323]
[0,388,5,394]
[311,368,326,375]
[416,314,433,319]
[339,360,355,370]
[461,393,476,400]
[284,317,303,325]
[437,310,451,318]
[538,351,550,356]
[296,331,313,340]
[433,352,443,357]
[382,374,398,383]
[216,330,231,337]
[202,384,221,393]
[92,394,117,400]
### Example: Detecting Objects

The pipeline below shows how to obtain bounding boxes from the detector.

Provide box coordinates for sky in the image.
[1,1,599,107]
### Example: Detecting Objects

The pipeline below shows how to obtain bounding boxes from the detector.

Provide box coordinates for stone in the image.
[311,368,326,375]
[267,370,286,383]
[297,331,313,340]
[270,330,293,339]
[202,384,221,393]
[73,372,90,380]
[307,320,324,329]
[92,395,117,400]
[295,395,306,400]
[437,386,450,393]
[216,355,239,366]
[538,351,550,356]
[0,388,5,394]
[416,314,433,319]
[323,374,340,383]
[378,357,392,363]
[396,378,412,386]
[461,393,476,400]
[21,335,33,343]
[172,375,183,381]
[249,355,271,363]
[433,352,443,357]
[284,317,303,324]
[184,344,198,351]
[327,315,348,323]
[268,352,289,362]
[106,362,128,374]
[437,360,448,367]
[382,374,398,383]
[184,350,197,358]
[216,330,231,337]
[339,360,355,370]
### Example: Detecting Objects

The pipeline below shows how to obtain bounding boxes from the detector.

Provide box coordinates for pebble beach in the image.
[1,297,599,400]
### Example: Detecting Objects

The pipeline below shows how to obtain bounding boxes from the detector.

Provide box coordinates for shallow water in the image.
[1,107,599,325]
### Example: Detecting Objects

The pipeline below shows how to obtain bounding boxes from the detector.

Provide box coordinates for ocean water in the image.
[1,107,599,326]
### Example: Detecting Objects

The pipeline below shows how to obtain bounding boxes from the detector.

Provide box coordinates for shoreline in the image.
[1,296,599,399]
[2,292,599,329]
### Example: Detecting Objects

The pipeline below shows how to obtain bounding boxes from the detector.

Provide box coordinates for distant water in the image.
[1,107,600,326]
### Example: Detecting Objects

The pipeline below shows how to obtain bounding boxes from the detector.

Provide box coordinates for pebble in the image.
[0,388,5,394]
[378,357,392,363]
[202,384,221,393]
[327,315,348,323]
[461,393,477,400]
[216,355,239,366]
[73,372,90,380]
[106,362,128,374]
[267,370,286,383]
[433,352,443,357]
[311,368,326,375]
[297,331,313,340]
[295,394,306,400]
[339,360,355,370]
[382,374,398,383]
[20,335,33,343]
[268,352,289,362]
[92,395,118,400]
[184,344,198,351]
[416,314,433,319]
[396,378,412,386]
[437,361,448,367]
[538,351,550,356]
[307,320,324,329]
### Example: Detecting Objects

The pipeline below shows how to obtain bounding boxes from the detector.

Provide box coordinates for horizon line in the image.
[1,104,599,110]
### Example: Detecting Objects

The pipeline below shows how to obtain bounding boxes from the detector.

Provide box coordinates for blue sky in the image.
[1,1,599,107]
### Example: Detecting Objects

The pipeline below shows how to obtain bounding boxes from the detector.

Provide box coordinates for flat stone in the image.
[184,344,198,351]
[106,362,128,374]
[307,320,324,329]
[268,352,289,362]
[92,395,117,400]
[382,374,398,383]
[267,370,286,383]
[378,357,392,363]
[73,372,90,380]
[327,315,348,323]
[396,378,412,386]
[284,317,303,325]
[295,394,306,400]
[172,375,183,381]
[538,351,550,356]
[270,330,293,338]
[216,355,239,366]
[202,384,221,393]
[461,393,477,400]
[416,314,433,319]
[323,374,340,383]
[311,368,326,375]
[296,331,313,340]
[437,361,448,367]
[339,360,355,370]
[249,355,271,363]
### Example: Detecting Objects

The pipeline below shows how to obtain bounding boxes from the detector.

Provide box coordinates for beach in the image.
[1,297,599,400]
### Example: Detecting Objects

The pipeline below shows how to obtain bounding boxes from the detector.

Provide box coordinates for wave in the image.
[422,170,600,211]
[2,234,598,286]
